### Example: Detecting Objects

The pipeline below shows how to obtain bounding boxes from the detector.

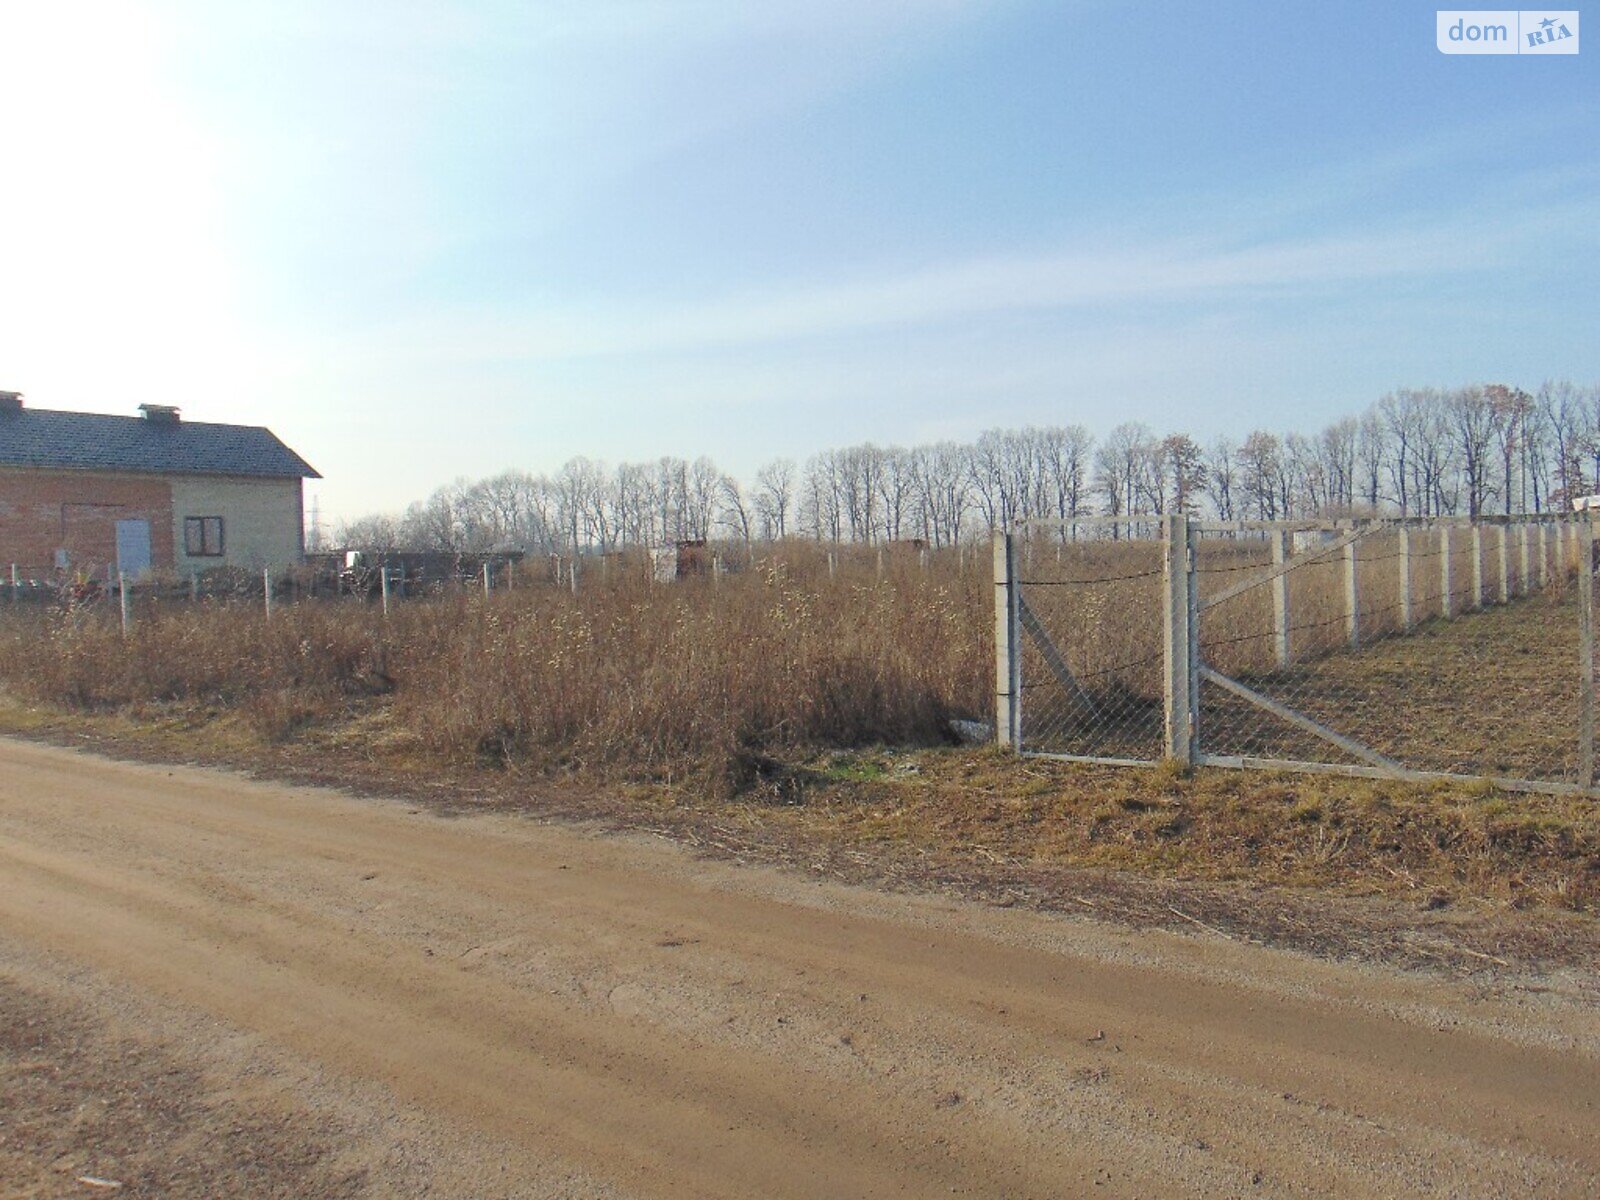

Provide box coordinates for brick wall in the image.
[0,468,174,580]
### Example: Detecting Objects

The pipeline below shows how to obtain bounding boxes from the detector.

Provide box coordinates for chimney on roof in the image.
[0,391,21,414]
[138,403,181,424]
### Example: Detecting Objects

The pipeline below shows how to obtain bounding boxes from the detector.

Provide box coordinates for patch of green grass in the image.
[818,752,891,783]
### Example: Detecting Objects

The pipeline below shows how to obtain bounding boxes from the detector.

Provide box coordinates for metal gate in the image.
[999,517,1169,765]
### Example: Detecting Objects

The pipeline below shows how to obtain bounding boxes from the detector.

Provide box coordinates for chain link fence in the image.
[1000,514,1598,795]
[1001,519,1166,763]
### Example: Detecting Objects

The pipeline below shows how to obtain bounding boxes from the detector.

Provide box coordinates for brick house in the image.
[0,391,319,580]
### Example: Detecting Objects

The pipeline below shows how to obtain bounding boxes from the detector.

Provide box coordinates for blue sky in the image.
[0,0,1595,522]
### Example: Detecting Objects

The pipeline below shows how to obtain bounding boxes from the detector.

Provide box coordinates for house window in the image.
[185,516,225,557]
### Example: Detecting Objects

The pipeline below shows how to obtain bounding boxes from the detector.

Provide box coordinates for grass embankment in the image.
[784,750,1599,913]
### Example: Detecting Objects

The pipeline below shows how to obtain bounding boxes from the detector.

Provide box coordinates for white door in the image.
[115,519,152,578]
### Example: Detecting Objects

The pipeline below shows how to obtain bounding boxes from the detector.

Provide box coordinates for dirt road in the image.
[1,736,1596,1198]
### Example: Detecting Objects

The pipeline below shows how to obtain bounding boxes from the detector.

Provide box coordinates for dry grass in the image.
[778,750,1600,913]
[0,544,990,792]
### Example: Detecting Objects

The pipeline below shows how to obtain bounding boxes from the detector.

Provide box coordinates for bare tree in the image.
[876,446,914,541]
[1379,390,1427,515]
[1356,410,1385,512]
[555,457,607,551]
[1448,386,1498,518]
[1096,422,1152,522]
[1204,437,1238,520]
[1160,433,1206,515]
[684,456,723,541]
[1317,418,1358,513]
[912,442,972,546]
[1408,390,1455,516]
[753,458,795,539]
[1488,385,1531,515]
[337,512,403,551]
[1039,424,1093,527]
[1237,431,1284,519]
[1539,380,1587,510]
[799,451,844,542]
[1283,433,1320,516]
[335,376,1600,554]
[718,474,753,544]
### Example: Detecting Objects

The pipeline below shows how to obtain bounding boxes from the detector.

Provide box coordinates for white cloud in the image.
[340,198,1581,369]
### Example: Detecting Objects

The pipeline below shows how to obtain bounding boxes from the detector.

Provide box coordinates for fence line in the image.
[2,539,965,630]
[998,513,1599,797]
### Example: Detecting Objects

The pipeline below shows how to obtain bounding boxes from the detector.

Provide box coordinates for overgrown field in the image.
[0,545,991,790]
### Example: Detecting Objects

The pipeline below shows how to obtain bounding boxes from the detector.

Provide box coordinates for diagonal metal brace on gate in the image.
[1017,596,1100,718]
[1198,666,1399,770]
[1197,526,1369,613]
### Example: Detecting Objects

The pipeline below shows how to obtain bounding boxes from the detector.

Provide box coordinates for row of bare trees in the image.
[332,381,1600,553]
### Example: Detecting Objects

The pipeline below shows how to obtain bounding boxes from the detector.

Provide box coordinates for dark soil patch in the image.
[0,973,367,1199]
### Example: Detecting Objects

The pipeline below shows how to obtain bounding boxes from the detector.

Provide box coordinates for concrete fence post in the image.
[1470,524,1484,609]
[9,563,17,604]
[1162,514,1195,765]
[118,572,130,635]
[483,561,492,597]
[1398,526,1413,632]
[1271,528,1290,667]
[1440,525,1454,618]
[993,533,1022,752]
[1520,524,1532,595]
[264,568,274,619]
[1581,519,1596,789]
[1541,523,1554,588]
[1344,538,1360,647]
[1497,525,1510,604]
[380,568,391,618]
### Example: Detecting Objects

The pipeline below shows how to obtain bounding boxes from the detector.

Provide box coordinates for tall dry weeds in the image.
[0,546,990,789]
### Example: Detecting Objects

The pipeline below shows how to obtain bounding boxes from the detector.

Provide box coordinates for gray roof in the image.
[0,407,320,479]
